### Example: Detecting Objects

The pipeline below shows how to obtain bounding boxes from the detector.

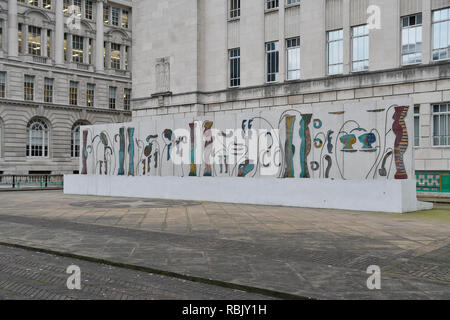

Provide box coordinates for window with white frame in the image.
[123,88,131,110]
[74,0,82,13]
[229,48,240,87]
[266,0,279,10]
[71,121,88,158]
[287,0,300,5]
[44,78,53,103]
[86,83,95,107]
[414,105,420,147]
[104,5,110,24]
[28,26,41,56]
[85,0,93,20]
[109,87,117,109]
[266,41,279,82]
[111,43,121,69]
[229,0,240,19]
[327,29,343,75]
[286,37,300,80]
[72,35,84,63]
[112,7,120,26]
[122,10,129,28]
[433,103,450,146]
[24,75,34,101]
[26,118,49,158]
[43,0,52,9]
[69,81,78,105]
[432,8,450,61]
[402,13,422,65]
[0,72,5,98]
[352,25,369,71]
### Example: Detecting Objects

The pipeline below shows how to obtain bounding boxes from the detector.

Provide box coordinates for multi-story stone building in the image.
[132,0,450,194]
[0,0,132,175]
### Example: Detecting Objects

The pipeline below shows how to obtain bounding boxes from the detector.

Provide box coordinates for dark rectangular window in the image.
[229,48,240,87]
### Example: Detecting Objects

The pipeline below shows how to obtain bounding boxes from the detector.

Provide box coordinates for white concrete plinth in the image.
[64,175,428,213]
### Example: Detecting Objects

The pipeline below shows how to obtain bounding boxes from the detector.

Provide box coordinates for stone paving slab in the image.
[0,191,449,299]
[0,245,270,300]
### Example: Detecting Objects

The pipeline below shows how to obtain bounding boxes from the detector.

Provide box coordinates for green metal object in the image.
[416,171,450,193]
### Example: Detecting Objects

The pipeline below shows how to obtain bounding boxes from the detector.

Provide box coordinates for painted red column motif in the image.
[392,106,409,180]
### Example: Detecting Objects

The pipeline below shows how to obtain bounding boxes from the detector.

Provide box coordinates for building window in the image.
[47,30,51,57]
[29,0,38,7]
[0,19,3,49]
[414,105,420,147]
[229,48,240,87]
[28,26,42,56]
[433,103,450,146]
[70,81,78,106]
[112,7,120,26]
[26,118,49,158]
[86,83,95,107]
[85,0,93,19]
[122,10,129,28]
[351,25,369,72]
[125,46,129,70]
[111,43,121,69]
[74,0,82,13]
[123,88,131,110]
[402,13,422,65]
[0,72,5,98]
[18,24,22,54]
[72,35,84,63]
[104,5,110,24]
[88,38,93,64]
[432,8,450,61]
[64,33,67,61]
[287,0,300,5]
[44,78,53,103]
[43,0,51,9]
[286,37,300,80]
[266,41,279,83]
[24,75,34,101]
[229,0,240,19]
[327,29,343,75]
[71,121,88,158]
[266,0,279,10]
[109,87,117,109]
[63,0,70,14]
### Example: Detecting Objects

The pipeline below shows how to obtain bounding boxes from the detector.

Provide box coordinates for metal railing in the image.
[0,175,64,189]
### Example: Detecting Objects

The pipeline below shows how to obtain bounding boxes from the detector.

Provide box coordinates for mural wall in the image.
[79,100,414,181]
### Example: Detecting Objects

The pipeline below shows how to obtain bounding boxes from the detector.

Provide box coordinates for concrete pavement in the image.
[0,190,448,299]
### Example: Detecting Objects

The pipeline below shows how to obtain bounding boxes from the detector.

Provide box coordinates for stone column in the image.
[422,0,432,65]
[120,44,126,70]
[7,0,18,58]
[42,28,48,57]
[95,0,105,72]
[55,0,64,65]
[83,37,89,64]
[22,23,28,55]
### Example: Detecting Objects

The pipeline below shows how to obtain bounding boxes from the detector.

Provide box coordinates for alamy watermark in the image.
[66,265,81,290]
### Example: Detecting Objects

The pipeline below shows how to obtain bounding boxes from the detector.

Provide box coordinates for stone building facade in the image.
[132,0,450,193]
[0,0,132,175]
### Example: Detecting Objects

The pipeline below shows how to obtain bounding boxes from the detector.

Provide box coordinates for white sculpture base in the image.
[64,175,431,213]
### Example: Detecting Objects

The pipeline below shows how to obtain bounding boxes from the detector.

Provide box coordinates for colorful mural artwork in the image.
[79,102,413,181]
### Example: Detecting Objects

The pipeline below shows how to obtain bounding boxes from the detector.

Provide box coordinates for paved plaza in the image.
[0,190,448,300]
